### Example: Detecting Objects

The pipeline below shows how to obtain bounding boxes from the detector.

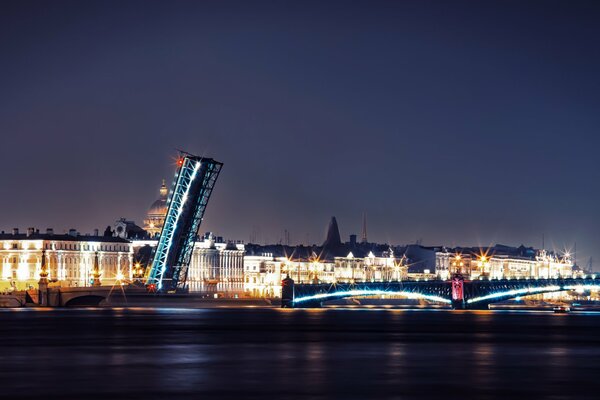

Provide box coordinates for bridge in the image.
[282,275,600,309]
[146,152,223,293]
[23,150,224,307]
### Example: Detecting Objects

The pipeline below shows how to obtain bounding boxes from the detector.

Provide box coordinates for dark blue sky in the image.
[1,1,599,265]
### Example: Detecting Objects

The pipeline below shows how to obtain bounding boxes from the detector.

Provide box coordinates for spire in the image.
[322,216,342,248]
[361,212,367,244]
[159,179,168,198]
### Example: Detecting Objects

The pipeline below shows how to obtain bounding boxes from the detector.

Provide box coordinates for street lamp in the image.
[133,262,145,281]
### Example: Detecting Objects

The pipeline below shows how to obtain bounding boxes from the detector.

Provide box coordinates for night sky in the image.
[1,1,599,266]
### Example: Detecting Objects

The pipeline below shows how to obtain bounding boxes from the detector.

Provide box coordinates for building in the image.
[132,233,245,295]
[244,253,284,298]
[0,228,133,291]
[434,244,574,280]
[114,218,147,239]
[187,233,245,294]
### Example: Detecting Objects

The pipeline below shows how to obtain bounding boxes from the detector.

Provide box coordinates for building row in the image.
[0,183,577,297]
[0,224,577,299]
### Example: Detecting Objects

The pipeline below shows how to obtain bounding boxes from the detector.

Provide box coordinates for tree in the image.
[103,226,113,237]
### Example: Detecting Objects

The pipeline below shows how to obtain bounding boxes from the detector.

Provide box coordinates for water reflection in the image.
[472,341,495,391]
[0,308,599,399]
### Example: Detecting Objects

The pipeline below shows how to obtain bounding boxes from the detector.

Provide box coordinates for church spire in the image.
[159,179,167,198]
[361,212,367,244]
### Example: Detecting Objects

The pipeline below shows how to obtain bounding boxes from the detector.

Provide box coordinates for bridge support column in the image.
[451,274,465,310]
[452,299,465,309]
[293,300,323,309]
[281,275,294,308]
[38,250,49,306]
[38,282,48,306]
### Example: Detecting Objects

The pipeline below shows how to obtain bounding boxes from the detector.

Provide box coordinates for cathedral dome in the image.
[147,180,168,216]
[144,180,169,237]
[148,198,167,216]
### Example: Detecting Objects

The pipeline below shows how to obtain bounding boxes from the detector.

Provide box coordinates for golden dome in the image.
[148,180,168,217]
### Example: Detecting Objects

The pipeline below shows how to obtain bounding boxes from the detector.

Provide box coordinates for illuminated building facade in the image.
[244,254,284,298]
[187,234,245,293]
[435,245,574,280]
[0,228,133,291]
[336,250,408,283]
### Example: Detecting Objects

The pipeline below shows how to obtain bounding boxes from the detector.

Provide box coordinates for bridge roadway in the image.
[282,276,600,309]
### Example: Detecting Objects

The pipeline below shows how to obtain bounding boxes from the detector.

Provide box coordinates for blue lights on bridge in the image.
[562,285,600,291]
[286,277,599,309]
[467,284,600,304]
[466,285,561,304]
[293,289,452,305]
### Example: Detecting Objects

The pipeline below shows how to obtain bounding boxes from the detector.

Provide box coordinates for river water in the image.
[1,307,599,399]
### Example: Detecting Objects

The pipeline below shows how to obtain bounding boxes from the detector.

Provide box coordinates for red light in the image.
[177,159,184,166]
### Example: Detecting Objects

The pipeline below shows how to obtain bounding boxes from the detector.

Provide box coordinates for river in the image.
[1,307,599,399]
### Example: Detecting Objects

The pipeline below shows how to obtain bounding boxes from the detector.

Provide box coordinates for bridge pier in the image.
[451,299,465,310]
[294,300,323,308]
[451,274,465,310]
[281,276,295,308]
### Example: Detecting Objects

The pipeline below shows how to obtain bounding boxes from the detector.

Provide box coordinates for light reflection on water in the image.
[0,308,600,399]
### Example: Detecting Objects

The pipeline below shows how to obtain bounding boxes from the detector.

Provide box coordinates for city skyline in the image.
[1,1,599,264]
[2,3,600,399]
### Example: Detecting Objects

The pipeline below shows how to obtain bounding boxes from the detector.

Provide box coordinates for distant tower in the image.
[361,212,367,244]
[323,217,342,248]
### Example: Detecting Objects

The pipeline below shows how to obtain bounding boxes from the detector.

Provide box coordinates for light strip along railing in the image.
[146,155,223,291]
[147,157,199,290]
[293,289,451,304]
[466,286,561,304]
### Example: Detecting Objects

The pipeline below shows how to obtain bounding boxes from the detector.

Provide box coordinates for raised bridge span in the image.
[282,275,600,309]
[27,151,224,307]
[145,152,223,293]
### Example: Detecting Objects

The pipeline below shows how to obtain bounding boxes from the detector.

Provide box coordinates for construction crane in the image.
[146,151,223,292]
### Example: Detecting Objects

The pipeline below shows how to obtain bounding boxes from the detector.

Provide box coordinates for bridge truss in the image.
[146,153,223,292]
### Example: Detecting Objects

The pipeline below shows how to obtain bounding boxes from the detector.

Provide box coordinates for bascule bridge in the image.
[145,152,223,293]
